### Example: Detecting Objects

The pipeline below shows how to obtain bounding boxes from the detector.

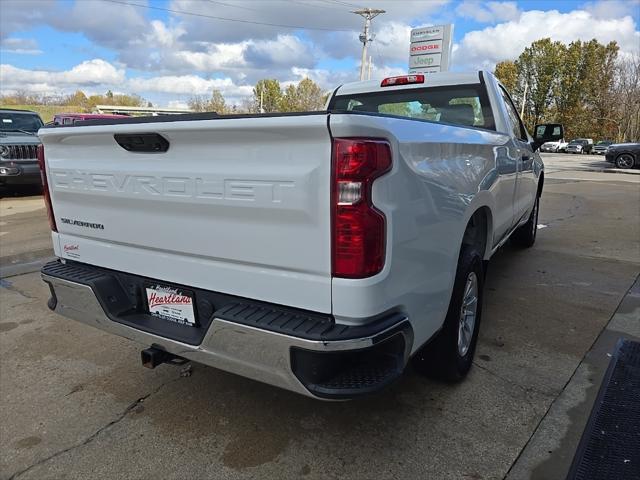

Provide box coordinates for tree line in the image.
[1,77,328,117]
[188,77,328,114]
[495,38,640,142]
[0,90,149,109]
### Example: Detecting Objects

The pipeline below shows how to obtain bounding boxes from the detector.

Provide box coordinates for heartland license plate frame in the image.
[145,283,198,327]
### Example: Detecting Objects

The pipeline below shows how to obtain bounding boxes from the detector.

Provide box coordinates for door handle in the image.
[114,133,169,153]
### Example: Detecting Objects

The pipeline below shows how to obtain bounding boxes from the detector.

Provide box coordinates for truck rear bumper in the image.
[42,261,412,399]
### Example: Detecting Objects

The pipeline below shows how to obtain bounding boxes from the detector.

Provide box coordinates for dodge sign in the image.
[409,24,453,74]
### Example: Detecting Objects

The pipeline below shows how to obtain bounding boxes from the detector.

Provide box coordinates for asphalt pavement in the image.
[1,156,639,480]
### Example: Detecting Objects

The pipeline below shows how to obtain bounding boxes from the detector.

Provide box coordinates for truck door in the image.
[498,86,537,227]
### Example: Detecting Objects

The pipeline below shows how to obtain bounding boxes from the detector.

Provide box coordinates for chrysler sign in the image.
[408,24,453,74]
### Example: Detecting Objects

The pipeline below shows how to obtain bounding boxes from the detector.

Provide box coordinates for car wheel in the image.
[511,195,539,248]
[412,245,484,382]
[615,153,636,169]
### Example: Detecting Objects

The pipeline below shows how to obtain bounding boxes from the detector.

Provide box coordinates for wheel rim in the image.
[617,154,634,169]
[458,272,478,356]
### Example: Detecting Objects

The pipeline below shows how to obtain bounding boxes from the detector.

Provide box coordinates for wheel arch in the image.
[462,206,493,261]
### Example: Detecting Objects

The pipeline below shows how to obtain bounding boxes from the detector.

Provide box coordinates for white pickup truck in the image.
[38,72,562,399]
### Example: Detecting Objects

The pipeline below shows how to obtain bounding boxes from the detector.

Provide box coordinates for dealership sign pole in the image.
[408,24,454,74]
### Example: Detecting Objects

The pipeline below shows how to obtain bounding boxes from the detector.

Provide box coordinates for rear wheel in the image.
[615,153,636,169]
[412,246,484,382]
[511,195,539,248]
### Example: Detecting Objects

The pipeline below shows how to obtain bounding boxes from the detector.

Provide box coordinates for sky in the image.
[1,0,639,107]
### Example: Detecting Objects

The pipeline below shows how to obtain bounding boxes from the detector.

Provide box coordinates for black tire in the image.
[412,246,484,382]
[615,153,636,169]
[511,195,539,248]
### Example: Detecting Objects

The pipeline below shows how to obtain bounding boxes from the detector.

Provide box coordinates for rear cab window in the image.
[328,84,495,130]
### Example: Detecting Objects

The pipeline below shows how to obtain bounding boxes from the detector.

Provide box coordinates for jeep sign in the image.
[408,24,453,74]
[409,53,442,68]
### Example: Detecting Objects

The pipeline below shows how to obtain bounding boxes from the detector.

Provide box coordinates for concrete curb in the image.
[546,167,640,175]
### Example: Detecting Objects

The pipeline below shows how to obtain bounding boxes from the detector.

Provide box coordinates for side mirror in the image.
[532,123,564,151]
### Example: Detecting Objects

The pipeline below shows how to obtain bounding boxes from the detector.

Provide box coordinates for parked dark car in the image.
[566,138,594,154]
[593,140,614,155]
[0,109,43,187]
[605,143,640,169]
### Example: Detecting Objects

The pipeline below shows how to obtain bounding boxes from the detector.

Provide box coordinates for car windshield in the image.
[596,141,612,146]
[329,84,496,130]
[569,140,586,145]
[0,112,43,133]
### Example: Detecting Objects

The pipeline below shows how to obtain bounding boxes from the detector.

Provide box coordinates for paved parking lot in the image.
[1,156,639,480]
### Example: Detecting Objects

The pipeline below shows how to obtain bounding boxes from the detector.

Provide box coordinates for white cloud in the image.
[0,59,126,94]
[127,74,252,97]
[50,0,149,49]
[0,37,42,55]
[0,0,56,39]
[456,1,521,23]
[0,58,254,105]
[2,0,638,108]
[147,20,185,48]
[582,0,640,20]
[244,35,315,68]
[456,8,640,70]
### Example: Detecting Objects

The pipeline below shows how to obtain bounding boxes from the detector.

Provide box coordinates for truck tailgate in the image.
[38,114,333,313]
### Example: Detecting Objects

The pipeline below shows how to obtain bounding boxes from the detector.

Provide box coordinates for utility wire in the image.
[316,0,365,9]
[101,0,356,32]
[291,0,350,11]
[205,0,263,12]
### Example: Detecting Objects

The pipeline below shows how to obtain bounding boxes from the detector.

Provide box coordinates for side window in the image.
[498,87,527,141]
[62,117,72,125]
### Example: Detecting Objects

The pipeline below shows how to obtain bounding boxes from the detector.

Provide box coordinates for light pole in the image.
[353,8,385,81]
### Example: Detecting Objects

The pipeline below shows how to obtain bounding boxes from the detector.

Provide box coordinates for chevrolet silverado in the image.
[37,72,562,399]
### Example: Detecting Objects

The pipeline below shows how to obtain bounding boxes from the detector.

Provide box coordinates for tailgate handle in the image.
[114,133,169,153]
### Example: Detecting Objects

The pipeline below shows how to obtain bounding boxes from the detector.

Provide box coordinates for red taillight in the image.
[332,138,391,278]
[380,75,424,87]
[37,145,57,232]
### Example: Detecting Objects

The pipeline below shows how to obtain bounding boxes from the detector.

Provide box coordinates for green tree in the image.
[493,37,630,141]
[188,95,209,112]
[208,89,228,114]
[294,78,325,111]
[494,61,518,92]
[188,89,229,114]
[614,54,640,142]
[279,78,325,112]
[518,38,563,126]
[279,84,298,112]
[63,90,89,110]
[253,79,282,113]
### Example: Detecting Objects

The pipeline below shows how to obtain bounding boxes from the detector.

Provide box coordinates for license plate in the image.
[145,284,196,327]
